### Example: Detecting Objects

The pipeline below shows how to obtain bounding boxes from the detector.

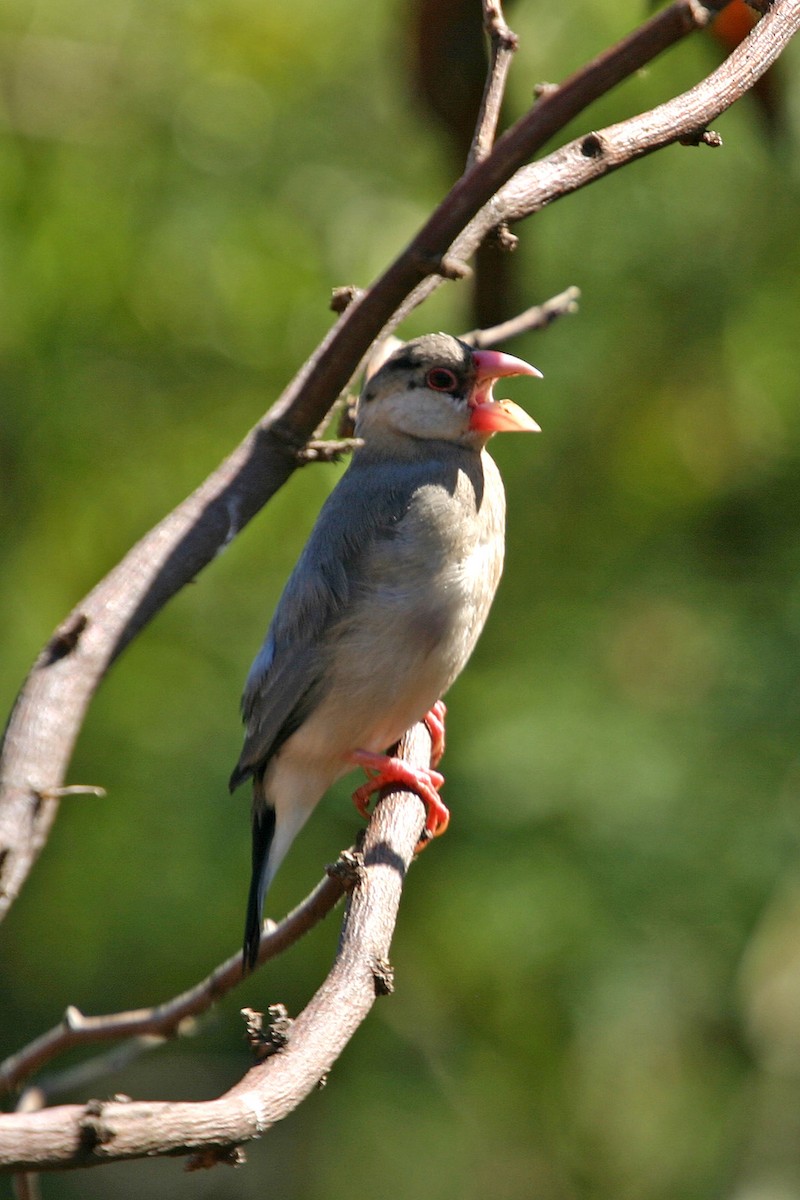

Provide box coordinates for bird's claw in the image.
[424,699,447,767]
[350,749,450,851]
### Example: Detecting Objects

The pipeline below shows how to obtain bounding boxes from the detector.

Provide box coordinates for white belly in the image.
[282,454,505,772]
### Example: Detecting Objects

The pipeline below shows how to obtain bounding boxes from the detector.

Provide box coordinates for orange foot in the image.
[424,700,447,767]
[350,748,450,851]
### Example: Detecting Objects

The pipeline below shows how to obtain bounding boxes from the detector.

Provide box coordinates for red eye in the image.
[426,367,458,392]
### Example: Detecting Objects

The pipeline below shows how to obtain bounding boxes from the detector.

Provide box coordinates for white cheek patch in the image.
[386,391,467,440]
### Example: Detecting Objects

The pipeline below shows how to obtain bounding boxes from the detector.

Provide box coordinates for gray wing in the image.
[229,457,426,789]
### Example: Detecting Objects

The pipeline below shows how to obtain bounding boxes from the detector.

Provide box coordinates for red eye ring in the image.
[426,367,458,392]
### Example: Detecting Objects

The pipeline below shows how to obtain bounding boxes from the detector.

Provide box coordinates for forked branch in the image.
[0,0,778,924]
[1,0,798,1176]
[0,728,432,1171]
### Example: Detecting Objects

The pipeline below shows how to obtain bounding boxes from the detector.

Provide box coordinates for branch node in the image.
[267,421,315,459]
[42,614,89,665]
[264,1004,294,1055]
[372,957,395,997]
[685,0,713,29]
[326,849,366,890]
[186,1145,246,1171]
[241,1004,294,1060]
[78,1100,113,1151]
[330,286,364,314]
[579,132,606,159]
[63,1005,85,1031]
[484,1,518,49]
[412,252,473,281]
[487,222,519,253]
[533,81,559,100]
[679,127,723,147]
[296,438,364,465]
[240,1006,264,1051]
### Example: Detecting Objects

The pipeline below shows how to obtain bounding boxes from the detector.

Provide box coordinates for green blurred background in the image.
[3,1,800,1196]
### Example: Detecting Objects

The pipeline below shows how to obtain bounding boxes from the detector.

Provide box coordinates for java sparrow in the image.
[230,332,541,971]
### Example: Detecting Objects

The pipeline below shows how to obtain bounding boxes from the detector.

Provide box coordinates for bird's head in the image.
[355,333,541,452]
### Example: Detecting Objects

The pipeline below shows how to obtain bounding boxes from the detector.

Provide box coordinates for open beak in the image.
[468,349,542,434]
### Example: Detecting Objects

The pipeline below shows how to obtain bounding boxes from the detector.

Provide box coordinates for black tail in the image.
[243,803,277,973]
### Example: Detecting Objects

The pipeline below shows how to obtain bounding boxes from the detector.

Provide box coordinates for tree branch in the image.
[460,286,581,347]
[466,1,520,168]
[0,0,768,922]
[0,861,358,1095]
[2,0,799,1176]
[0,728,432,1171]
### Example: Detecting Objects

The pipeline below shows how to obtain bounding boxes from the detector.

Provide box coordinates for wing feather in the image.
[229,458,427,788]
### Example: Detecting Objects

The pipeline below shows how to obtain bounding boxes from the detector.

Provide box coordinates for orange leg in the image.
[350,748,450,850]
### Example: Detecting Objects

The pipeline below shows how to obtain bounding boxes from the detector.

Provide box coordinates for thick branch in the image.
[0,0,767,922]
[0,728,431,1171]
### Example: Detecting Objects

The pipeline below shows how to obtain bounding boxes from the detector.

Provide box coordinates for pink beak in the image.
[469,349,542,434]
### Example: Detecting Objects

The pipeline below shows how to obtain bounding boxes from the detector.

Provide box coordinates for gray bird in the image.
[230,332,541,971]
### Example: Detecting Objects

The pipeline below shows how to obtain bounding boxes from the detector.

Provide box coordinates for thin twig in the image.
[0,864,351,1094]
[21,1038,166,1107]
[461,286,581,347]
[296,438,365,464]
[467,1,519,168]
[33,785,106,801]
[11,1171,39,1200]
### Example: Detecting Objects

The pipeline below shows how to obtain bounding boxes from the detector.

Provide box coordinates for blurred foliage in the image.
[2,1,800,1197]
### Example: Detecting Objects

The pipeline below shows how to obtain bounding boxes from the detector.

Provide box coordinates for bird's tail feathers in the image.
[242,762,332,973]
[243,802,277,973]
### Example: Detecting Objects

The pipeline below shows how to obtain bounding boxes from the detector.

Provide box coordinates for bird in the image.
[230,332,541,971]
